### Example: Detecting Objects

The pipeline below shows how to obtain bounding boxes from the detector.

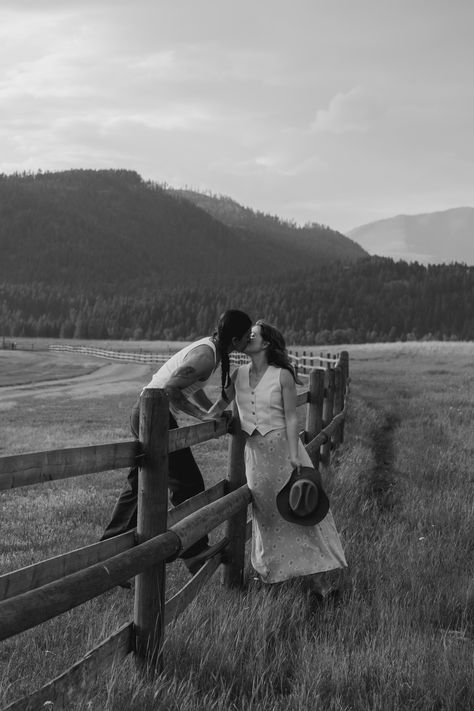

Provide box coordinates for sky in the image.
[1,0,473,234]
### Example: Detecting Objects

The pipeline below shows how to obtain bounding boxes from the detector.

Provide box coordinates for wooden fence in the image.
[0,352,349,710]
[48,343,339,373]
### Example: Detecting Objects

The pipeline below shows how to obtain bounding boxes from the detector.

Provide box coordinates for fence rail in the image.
[47,343,339,373]
[0,351,349,710]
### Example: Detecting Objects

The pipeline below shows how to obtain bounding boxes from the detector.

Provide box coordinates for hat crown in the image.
[288,479,319,517]
[276,466,330,526]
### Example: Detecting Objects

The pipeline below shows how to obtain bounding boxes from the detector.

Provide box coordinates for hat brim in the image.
[276,466,330,526]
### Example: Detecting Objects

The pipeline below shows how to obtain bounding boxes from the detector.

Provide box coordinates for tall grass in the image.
[0,342,473,710]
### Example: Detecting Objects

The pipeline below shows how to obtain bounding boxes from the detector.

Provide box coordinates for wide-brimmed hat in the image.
[276,466,329,526]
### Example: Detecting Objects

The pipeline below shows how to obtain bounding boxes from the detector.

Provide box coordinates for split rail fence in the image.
[0,352,349,710]
[48,343,339,374]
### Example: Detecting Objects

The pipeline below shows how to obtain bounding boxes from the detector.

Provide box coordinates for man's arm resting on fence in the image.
[191,388,214,411]
[164,348,220,421]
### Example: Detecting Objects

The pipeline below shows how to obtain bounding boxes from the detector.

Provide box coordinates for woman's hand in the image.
[290,456,302,471]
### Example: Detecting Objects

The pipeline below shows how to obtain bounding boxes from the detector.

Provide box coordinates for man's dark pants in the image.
[101,398,209,558]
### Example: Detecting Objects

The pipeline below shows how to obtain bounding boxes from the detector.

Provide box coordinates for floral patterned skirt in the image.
[245,428,347,584]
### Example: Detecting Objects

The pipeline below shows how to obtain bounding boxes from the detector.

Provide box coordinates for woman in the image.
[209,320,347,592]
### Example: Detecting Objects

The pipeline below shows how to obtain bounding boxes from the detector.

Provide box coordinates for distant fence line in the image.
[0,353,349,710]
[47,343,339,374]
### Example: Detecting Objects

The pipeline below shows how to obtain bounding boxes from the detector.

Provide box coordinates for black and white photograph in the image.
[0,2,472,709]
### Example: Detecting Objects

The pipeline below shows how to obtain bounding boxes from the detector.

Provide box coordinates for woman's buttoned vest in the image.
[235,364,286,435]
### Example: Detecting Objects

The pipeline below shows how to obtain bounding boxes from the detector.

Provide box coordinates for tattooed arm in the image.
[164,346,220,421]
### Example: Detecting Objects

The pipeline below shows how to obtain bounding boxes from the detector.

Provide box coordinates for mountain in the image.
[169,189,366,264]
[0,169,366,291]
[346,207,474,265]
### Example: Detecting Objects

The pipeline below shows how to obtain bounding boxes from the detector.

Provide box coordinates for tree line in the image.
[1,258,472,344]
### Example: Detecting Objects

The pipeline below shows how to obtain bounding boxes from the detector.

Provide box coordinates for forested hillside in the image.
[168,188,364,263]
[1,259,472,343]
[0,169,364,289]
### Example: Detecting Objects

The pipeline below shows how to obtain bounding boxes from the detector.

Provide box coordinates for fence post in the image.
[340,350,349,382]
[320,367,335,466]
[332,366,343,448]
[305,368,325,468]
[134,388,169,671]
[339,351,349,442]
[222,401,248,588]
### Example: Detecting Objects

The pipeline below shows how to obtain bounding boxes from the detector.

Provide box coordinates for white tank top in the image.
[235,364,287,436]
[144,337,217,416]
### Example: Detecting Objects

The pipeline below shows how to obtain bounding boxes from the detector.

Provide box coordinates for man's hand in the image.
[200,411,222,423]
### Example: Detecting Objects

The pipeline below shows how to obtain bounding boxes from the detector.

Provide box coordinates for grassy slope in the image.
[0,342,473,710]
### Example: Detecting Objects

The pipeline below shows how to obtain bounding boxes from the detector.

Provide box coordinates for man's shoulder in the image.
[183,341,215,363]
[182,341,216,377]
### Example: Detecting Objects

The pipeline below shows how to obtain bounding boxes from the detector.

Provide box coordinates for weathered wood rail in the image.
[0,352,349,710]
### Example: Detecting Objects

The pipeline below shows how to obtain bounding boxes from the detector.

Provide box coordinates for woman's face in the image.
[244,325,268,354]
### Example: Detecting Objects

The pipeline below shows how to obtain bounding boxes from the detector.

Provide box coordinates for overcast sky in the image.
[1,0,472,233]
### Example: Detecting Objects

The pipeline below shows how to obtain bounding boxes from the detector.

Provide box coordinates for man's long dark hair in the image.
[256,319,302,384]
[215,310,252,399]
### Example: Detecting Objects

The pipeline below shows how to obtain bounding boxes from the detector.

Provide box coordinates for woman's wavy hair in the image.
[215,310,252,400]
[256,319,302,384]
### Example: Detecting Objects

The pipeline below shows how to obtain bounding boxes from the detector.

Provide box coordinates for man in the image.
[101,309,252,575]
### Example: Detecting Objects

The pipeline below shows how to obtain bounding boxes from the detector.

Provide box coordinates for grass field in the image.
[0,341,473,710]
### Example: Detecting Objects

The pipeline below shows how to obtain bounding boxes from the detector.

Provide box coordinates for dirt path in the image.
[0,361,154,404]
[361,406,401,512]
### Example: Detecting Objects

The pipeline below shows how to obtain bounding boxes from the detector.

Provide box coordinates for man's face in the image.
[232,328,252,353]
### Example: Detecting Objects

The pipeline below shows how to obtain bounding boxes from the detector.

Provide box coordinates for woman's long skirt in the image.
[245,428,347,584]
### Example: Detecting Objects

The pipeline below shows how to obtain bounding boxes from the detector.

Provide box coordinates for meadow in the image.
[0,341,473,710]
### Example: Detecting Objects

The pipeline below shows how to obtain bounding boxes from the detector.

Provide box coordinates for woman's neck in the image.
[249,352,268,373]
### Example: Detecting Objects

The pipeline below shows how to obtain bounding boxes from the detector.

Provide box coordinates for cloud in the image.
[242,150,326,178]
[0,1,473,238]
[311,86,382,134]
